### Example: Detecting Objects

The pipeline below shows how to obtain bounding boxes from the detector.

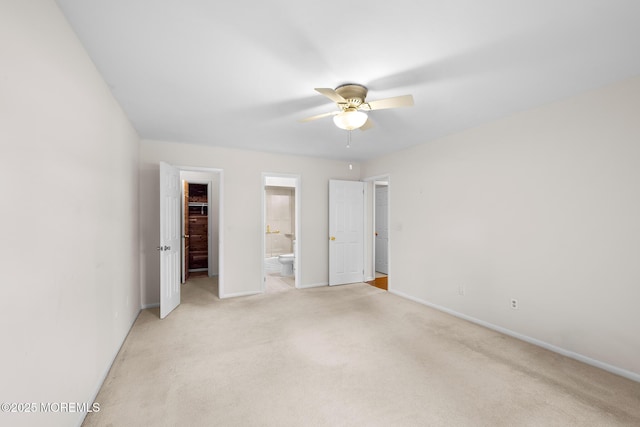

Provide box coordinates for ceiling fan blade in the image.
[314,88,347,104]
[359,117,375,131]
[363,94,414,111]
[298,110,339,122]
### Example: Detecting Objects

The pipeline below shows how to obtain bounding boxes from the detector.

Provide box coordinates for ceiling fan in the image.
[300,83,414,131]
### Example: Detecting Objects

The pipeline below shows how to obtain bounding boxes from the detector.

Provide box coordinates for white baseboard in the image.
[297,282,328,289]
[78,308,141,427]
[141,303,159,309]
[221,290,262,299]
[389,289,640,384]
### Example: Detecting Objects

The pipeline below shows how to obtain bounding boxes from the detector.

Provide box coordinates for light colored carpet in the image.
[83,278,640,426]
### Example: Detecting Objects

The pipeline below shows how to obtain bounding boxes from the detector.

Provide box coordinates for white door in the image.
[160,161,181,318]
[329,180,364,286]
[375,185,389,274]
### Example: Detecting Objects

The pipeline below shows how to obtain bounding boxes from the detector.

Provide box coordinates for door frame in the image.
[261,173,301,291]
[176,165,225,298]
[364,174,391,286]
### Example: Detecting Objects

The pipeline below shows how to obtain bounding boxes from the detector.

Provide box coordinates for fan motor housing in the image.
[335,84,368,108]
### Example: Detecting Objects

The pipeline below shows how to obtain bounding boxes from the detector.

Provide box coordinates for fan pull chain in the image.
[346,130,351,149]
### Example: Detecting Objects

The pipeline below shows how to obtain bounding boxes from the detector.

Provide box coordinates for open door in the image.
[160,161,181,318]
[329,179,364,286]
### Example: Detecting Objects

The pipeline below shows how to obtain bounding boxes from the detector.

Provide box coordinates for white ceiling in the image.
[55,0,640,161]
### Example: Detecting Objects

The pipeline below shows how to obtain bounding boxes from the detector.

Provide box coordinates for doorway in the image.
[180,170,221,292]
[366,176,390,291]
[182,181,209,282]
[262,174,300,293]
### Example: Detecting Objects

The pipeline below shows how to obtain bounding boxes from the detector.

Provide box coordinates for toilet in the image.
[277,253,294,276]
[278,240,296,276]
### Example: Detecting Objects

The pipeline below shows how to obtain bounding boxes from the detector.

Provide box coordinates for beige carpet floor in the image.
[83,278,640,426]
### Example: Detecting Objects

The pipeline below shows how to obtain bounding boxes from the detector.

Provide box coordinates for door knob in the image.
[164,245,171,251]
[330,236,336,241]
[182,235,190,238]
[156,246,163,251]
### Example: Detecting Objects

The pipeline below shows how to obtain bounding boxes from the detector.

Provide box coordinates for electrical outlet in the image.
[510,299,519,309]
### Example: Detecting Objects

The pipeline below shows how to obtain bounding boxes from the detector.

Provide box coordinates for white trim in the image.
[297,282,328,289]
[221,290,262,299]
[389,289,640,384]
[218,172,225,297]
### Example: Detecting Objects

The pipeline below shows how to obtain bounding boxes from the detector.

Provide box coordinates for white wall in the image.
[0,1,140,426]
[362,76,640,379]
[140,140,359,304]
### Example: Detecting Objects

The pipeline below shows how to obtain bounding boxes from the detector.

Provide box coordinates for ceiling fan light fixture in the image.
[333,109,368,130]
